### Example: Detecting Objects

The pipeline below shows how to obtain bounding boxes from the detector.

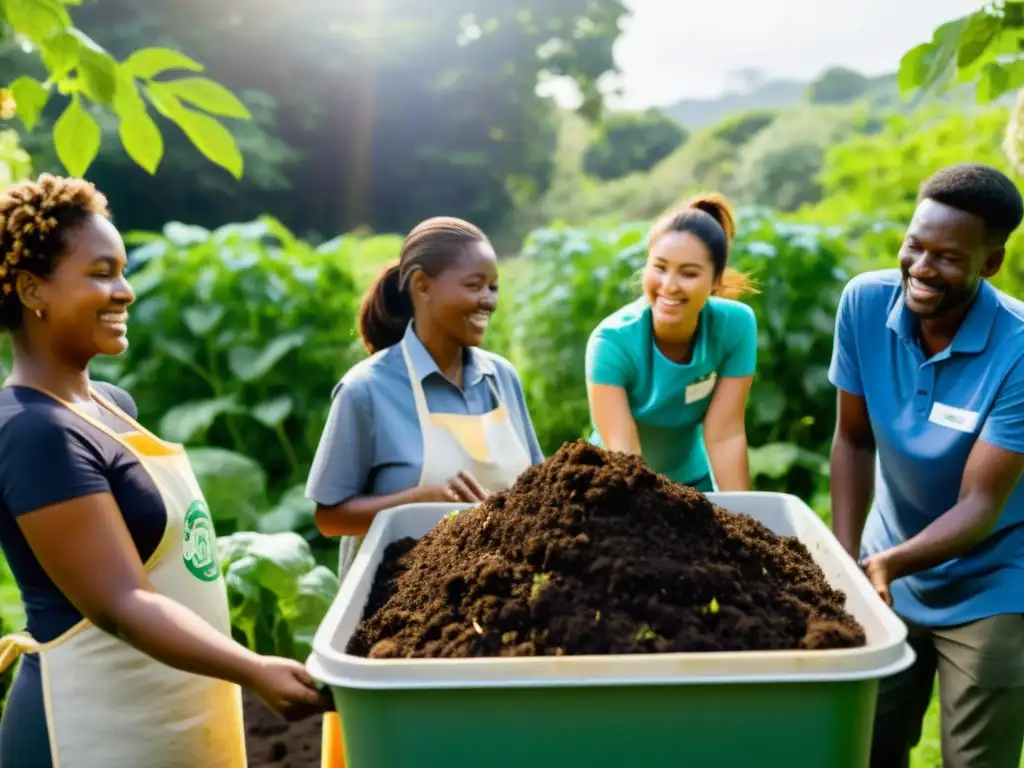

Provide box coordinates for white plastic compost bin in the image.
[308,492,915,768]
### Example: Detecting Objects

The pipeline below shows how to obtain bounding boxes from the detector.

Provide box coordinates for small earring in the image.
[34,309,42,319]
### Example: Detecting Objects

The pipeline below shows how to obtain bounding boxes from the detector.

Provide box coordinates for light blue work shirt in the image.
[306,322,544,508]
[829,268,1024,627]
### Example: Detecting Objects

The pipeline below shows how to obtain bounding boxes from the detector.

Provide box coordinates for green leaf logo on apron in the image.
[183,500,220,582]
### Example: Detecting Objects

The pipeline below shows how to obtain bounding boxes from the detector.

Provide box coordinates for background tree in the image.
[2,0,630,241]
[582,109,688,180]
[806,66,872,104]
[0,0,250,179]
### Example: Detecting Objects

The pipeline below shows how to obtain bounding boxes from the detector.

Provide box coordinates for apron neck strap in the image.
[400,338,433,425]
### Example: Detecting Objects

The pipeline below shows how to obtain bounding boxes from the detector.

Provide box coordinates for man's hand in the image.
[860,553,893,607]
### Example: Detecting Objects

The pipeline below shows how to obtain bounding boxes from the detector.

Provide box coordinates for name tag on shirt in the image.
[685,372,718,404]
[928,401,980,434]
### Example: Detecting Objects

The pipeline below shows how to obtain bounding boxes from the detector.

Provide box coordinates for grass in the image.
[911,691,944,767]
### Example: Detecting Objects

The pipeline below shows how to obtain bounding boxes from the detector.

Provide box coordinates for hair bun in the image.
[687,193,735,241]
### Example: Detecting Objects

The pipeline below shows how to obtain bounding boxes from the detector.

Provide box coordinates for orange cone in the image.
[321,711,346,768]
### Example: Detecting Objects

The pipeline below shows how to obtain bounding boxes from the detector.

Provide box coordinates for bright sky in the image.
[549,0,984,109]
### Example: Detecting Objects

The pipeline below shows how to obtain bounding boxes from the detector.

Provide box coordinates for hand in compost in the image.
[247,656,331,721]
[431,471,490,504]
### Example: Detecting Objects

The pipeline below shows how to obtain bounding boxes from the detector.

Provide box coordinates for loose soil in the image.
[348,441,867,658]
[243,688,323,768]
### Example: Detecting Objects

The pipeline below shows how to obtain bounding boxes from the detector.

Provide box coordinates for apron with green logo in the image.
[0,386,247,767]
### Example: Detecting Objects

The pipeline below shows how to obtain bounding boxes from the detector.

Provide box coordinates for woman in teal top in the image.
[585,193,757,492]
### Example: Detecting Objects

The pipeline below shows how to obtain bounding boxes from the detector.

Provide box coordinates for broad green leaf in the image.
[921,18,971,92]
[112,70,146,117]
[66,26,106,55]
[159,77,251,119]
[145,84,244,178]
[187,447,268,525]
[118,106,163,174]
[53,96,100,176]
[977,62,1010,103]
[257,485,315,535]
[9,76,49,131]
[752,382,786,425]
[170,105,244,179]
[245,532,317,601]
[40,32,80,81]
[898,43,934,92]
[218,531,261,570]
[61,30,115,103]
[122,47,205,79]
[1003,59,1024,92]
[748,442,826,480]
[228,331,308,382]
[4,0,71,43]
[163,221,211,247]
[251,395,293,429]
[158,337,198,366]
[182,304,225,335]
[955,11,1001,69]
[159,396,239,444]
[224,554,261,603]
[78,51,117,104]
[280,565,339,655]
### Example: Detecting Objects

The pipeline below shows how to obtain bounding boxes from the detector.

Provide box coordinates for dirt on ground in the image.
[243,688,323,768]
[347,440,867,658]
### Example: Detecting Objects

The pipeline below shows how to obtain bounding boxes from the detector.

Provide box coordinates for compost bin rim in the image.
[306,643,917,691]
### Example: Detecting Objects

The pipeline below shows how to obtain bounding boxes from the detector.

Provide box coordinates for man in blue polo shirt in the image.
[829,162,1024,768]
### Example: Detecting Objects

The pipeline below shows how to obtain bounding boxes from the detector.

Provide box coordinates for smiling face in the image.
[415,239,499,348]
[642,231,717,327]
[23,213,135,362]
[899,198,1001,319]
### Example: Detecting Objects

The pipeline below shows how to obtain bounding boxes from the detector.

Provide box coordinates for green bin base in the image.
[332,679,878,768]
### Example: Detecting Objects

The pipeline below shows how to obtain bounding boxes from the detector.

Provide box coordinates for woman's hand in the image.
[246,656,332,721]
[423,471,490,504]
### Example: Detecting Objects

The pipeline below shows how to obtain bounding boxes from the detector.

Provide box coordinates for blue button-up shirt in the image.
[306,322,544,507]
[829,269,1024,627]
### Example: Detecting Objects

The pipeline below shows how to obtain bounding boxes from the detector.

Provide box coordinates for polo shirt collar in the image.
[886,279,999,356]
[401,321,495,386]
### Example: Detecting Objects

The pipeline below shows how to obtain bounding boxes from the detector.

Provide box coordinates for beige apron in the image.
[334,338,534,582]
[322,337,533,767]
[0,386,247,768]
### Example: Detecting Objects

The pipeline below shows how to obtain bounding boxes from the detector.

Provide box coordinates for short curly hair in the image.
[0,173,110,330]
[918,163,1024,245]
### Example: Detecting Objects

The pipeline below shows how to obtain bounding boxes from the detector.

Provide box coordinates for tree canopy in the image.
[1,0,630,240]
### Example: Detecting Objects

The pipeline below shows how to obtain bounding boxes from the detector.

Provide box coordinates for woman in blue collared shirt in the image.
[305,215,544,584]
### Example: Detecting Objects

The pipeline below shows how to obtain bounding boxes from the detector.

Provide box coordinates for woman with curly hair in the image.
[0,174,327,768]
[585,193,759,492]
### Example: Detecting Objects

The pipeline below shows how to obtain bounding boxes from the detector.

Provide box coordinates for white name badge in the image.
[685,372,718,405]
[928,401,980,434]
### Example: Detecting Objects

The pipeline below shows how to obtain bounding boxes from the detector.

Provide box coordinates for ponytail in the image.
[712,267,758,299]
[358,261,413,355]
[687,193,736,241]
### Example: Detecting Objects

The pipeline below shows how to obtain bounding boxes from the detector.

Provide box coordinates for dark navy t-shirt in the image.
[0,382,168,642]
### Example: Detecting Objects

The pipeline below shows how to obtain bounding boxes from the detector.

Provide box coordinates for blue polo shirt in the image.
[829,268,1024,627]
[305,322,544,507]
